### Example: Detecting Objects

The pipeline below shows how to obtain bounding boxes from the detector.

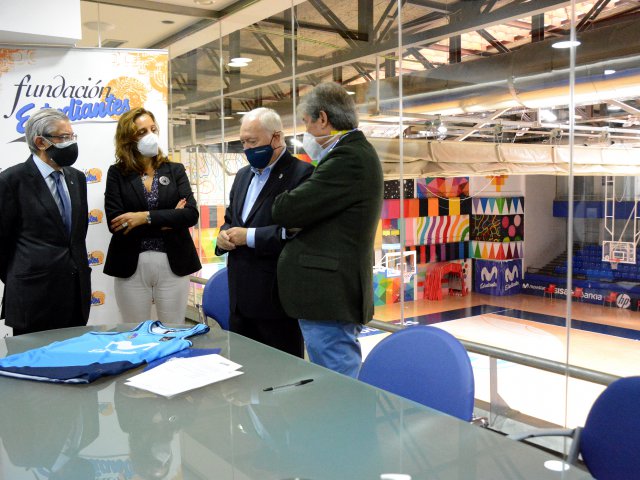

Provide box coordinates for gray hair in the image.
[298,82,358,130]
[242,107,283,134]
[25,109,71,154]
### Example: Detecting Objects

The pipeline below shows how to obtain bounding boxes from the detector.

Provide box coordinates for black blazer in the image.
[103,161,201,278]
[0,157,91,332]
[216,151,314,319]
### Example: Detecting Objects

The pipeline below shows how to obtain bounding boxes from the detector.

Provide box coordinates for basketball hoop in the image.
[403,272,414,284]
[610,259,619,270]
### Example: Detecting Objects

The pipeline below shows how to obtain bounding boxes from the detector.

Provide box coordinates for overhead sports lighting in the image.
[346,91,356,95]
[604,69,616,75]
[551,40,581,49]
[289,138,304,147]
[227,57,252,68]
[539,109,558,122]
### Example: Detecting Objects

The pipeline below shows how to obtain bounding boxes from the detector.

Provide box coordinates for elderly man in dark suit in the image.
[272,83,384,377]
[216,107,314,357]
[0,108,91,336]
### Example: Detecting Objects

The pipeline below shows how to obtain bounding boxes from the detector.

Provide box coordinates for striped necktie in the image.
[51,171,72,235]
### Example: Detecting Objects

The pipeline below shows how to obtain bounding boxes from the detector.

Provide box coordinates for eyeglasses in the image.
[44,134,78,142]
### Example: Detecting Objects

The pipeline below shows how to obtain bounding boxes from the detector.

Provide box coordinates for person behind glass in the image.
[0,108,91,336]
[104,107,201,323]
[215,108,314,357]
[272,83,384,377]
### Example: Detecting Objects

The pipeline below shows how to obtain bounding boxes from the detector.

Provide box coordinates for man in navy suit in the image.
[0,109,91,335]
[215,108,314,357]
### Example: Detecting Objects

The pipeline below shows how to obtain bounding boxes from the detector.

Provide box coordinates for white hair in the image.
[242,107,283,134]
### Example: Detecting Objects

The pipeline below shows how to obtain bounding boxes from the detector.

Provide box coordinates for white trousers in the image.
[114,251,190,323]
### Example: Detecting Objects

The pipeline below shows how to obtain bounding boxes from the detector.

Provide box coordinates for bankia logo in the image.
[85,168,102,183]
[480,266,498,289]
[87,250,105,266]
[91,291,105,306]
[88,209,103,225]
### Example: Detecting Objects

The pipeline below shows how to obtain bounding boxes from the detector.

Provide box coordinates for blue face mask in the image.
[244,133,280,169]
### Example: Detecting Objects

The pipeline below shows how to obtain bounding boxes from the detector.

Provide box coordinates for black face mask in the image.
[46,140,79,167]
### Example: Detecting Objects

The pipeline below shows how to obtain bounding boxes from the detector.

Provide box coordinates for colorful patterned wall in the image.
[194,205,226,262]
[376,177,471,305]
[470,196,525,295]
[470,197,525,260]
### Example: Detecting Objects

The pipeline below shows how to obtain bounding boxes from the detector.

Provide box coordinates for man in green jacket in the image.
[272,82,383,377]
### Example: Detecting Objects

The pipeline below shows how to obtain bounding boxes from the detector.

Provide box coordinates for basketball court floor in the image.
[363,292,640,429]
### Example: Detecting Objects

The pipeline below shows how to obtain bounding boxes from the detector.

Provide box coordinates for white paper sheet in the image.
[125,354,243,397]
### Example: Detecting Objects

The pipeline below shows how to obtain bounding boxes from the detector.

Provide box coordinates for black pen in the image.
[263,378,314,392]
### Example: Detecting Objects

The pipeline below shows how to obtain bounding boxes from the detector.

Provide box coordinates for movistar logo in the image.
[505,266,519,283]
[481,266,498,282]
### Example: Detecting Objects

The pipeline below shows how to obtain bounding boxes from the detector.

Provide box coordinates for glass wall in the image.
[168,0,640,443]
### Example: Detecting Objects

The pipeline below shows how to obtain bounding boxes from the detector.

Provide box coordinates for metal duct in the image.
[366,18,640,115]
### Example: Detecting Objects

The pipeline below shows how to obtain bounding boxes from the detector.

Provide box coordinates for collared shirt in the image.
[32,153,72,221]
[316,129,356,165]
[241,149,285,248]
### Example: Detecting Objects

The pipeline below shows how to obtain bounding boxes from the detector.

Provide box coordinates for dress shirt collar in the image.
[32,153,61,179]
[250,147,285,176]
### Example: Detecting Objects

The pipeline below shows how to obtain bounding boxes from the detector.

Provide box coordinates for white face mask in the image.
[137,132,159,157]
[302,132,334,162]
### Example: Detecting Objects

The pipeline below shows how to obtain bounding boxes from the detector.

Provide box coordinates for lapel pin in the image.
[278,173,283,179]
[159,176,170,186]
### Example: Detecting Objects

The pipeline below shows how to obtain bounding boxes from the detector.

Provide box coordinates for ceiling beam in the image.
[577,0,612,32]
[82,0,222,18]
[406,0,450,14]
[174,0,582,109]
[477,28,510,53]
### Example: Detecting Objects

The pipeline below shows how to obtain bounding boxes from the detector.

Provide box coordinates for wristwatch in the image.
[146,213,152,224]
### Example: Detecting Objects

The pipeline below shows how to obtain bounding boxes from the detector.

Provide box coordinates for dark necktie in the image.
[51,171,72,235]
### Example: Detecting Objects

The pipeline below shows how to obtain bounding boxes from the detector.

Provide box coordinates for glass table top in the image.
[0,324,592,480]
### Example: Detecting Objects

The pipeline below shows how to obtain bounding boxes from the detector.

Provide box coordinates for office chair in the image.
[508,376,640,480]
[200,267,230,330]
[543,283,556,299]
[358,325,475,421]
[571,287,584,302]
[603,291,618,307]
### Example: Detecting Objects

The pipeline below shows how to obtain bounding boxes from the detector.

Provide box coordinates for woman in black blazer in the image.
[104,107,201,323]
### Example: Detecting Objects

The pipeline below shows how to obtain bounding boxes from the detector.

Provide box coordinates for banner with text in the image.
[0,46,168,331]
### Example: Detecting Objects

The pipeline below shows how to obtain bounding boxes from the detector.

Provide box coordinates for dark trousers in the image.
[230,311,304,358]
[9,277,86,337]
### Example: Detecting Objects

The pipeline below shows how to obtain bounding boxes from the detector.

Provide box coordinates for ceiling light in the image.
[551,40,581,49]
[608,105,622,111]
[227,61,249,68]
[604,69,616,75]
[194,0,214,4]
[83,21,115,32]
[346,91,356,95]
[290,138,304,147]
[231,57,252,63]
[236,111,248,115]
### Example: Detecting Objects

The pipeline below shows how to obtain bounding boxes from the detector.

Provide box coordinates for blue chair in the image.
[358,325,475,421]
[200,267,230,330]
[509,376,640,479]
